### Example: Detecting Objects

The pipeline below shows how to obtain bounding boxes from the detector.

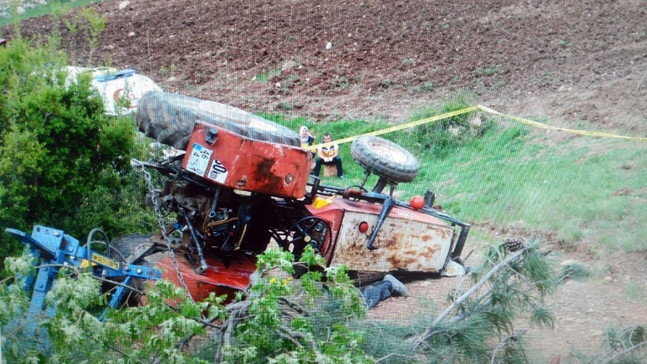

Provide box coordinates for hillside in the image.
[2,0,646,362]
[4,0,646,132]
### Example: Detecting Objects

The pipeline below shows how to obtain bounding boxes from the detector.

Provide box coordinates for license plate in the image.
[91,252,120,270]
[186,143,212,177]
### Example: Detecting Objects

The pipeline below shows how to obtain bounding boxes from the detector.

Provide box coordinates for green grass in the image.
[254,68,281,82]
[624,282,645,302]
[417,126,646,253]
[0,0,104,27]
[263,105,647,254]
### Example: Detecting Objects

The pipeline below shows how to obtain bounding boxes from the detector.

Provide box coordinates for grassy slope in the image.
[0,0,103,27]
[267,109,647,255]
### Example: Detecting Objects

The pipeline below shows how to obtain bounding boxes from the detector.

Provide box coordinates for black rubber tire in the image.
[109,234,154,264]
[107,234,156,308]
[350,135,420,183]
[136,91,300,149]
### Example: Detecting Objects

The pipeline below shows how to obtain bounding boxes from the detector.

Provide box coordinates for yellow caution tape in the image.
[477,105,647,142]
[308,106,480,151]
[307,105,646,151]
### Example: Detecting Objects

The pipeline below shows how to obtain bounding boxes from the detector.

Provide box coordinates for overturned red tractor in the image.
[126,91,470,301]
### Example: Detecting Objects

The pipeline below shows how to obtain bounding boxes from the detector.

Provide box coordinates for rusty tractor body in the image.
[131,91,469,301]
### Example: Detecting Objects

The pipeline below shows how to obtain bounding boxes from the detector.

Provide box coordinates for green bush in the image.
[0,36,154,270]
[405,94,494,158]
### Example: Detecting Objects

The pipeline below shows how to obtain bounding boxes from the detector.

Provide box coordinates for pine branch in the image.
[414,248,528,348]
[490,329,527,364]
[595,341,647,364]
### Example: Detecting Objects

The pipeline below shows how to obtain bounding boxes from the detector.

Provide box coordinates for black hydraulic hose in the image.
[87,228,110,262]
[207,187,221,219]
[179,209,208,274]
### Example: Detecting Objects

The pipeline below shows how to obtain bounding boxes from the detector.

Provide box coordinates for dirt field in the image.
[2,0,647,362]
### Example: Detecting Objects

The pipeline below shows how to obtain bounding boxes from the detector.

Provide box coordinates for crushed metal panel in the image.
[182,122,310,199]
[330,209,454,272]
[157,253,256,302]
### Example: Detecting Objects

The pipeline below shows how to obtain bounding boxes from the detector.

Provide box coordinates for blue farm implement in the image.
[3,225,161,341]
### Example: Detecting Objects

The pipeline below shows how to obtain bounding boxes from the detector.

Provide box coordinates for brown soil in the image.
[3,0,646,362]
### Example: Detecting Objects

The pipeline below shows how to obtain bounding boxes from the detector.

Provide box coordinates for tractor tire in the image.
[109,234,155,264]
[350,135,420,183]
[107,234,157,307]
[136,91,300,149]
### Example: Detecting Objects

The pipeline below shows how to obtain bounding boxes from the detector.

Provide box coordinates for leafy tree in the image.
[1,246,370,363]
[216,248,369,363]
[0,36,155,269]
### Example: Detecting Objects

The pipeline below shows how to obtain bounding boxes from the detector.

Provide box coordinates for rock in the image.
[281,60,297,71]
[469,114,482,128]
[119,1,130,10]
[590,329,604,337]
[448,125,461,136]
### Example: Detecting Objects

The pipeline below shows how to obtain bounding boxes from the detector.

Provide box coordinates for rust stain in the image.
[384,239,398,248]
[253,159,274,179]
[252,158,283,192]
[404,250,419,257]
[386,255,400,266]
[401,257,418,267]
[425,244,441,256]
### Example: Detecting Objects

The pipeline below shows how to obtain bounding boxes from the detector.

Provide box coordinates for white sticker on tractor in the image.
[207,159,229,184]
[186,143,212,176]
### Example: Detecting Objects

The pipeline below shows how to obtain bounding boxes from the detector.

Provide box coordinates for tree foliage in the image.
[216,248,369,363]
[1,236,566,363]
[0,36,155,268]
[1,247,371,363]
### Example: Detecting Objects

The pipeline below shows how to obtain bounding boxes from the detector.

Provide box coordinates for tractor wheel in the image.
[109,234,155,264]
[350,135,420,183]
[107,234,157,308]
[136,91,301,149]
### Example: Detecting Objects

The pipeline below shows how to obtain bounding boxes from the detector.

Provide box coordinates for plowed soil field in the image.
[2,0,646,362]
